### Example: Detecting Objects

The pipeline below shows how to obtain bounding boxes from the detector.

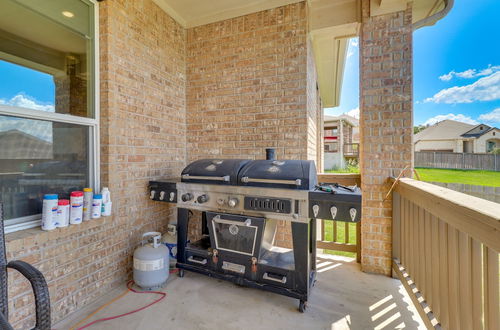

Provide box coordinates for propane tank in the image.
[161,224,178,268]
[133,232,169,290]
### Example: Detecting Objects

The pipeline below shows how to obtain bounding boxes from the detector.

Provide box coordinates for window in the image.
[487,141,496,153]
[324,142,338,153]
[0,0,98,233]
[324,126,338,137]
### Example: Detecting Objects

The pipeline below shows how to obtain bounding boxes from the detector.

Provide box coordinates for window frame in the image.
[0,0,100,233]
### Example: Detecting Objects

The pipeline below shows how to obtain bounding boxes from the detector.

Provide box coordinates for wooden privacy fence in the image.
[316,173,361,262]
[392,178,499,329]
[415,151,500,171]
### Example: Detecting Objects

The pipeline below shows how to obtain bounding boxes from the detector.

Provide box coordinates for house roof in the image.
[414,120,476,142]
[0,129,52,159]
[460,124,496,138]
[324,114,359,127]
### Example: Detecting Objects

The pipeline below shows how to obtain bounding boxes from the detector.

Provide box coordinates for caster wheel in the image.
[178,269,185,278]
[299,300,307,313]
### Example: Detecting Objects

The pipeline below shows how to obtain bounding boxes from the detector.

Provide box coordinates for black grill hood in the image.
[181,157,317,190]
[181,159,250,185]
[238,159,317,190]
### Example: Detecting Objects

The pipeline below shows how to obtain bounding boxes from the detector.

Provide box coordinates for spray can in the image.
[41,194,58,231]
[91,194,102,219]
[83,188,93,221]
[57,199,70,228]
[101,187,112,216]
[70,191,84,224]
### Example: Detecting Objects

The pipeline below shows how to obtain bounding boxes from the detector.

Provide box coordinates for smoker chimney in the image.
[265,148,276,160]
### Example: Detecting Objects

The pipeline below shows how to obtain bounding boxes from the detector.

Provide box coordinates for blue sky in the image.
[326,0,500,127]
[0,60,55,110]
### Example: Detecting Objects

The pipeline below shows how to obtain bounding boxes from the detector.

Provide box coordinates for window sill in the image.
[5,216,111,249]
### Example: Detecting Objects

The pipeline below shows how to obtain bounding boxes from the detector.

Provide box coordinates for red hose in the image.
[76,280,167,330]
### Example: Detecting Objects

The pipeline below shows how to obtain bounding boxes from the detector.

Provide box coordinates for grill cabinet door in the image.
[206,212,264,258]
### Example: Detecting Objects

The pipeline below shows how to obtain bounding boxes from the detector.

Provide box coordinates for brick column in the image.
[359,2,413,275]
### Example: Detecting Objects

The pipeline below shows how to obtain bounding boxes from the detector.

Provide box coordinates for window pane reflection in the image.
[0,115,89,220]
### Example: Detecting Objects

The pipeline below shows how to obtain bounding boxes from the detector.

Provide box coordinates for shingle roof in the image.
[414,120,475,142]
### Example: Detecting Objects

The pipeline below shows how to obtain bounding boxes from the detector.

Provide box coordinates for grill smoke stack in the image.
[265,148,276,161]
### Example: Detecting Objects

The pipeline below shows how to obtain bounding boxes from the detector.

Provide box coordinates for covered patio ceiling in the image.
[152,0,447,108]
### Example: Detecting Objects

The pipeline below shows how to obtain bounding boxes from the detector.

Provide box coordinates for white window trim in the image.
[0,0,100,233]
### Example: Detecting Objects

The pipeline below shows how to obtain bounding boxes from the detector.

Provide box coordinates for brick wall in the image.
[4,1,324,327]
[359,2,413,275]
[306,37,322,168]
[5,0,186,328]
[186,2,310,162]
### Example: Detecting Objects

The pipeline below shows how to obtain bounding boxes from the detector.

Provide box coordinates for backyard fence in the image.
[415,152,500,171]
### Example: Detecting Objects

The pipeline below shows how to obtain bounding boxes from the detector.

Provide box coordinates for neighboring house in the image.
[323,114,359,169]
[414,120,500,153]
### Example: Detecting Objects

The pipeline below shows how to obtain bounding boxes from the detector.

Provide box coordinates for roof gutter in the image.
[413,0,454,30]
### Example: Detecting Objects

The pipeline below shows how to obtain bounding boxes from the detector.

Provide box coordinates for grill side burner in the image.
[149,151,362,312]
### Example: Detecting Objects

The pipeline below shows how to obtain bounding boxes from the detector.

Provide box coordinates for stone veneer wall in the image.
[5,0,186,328]
[359,2,413,275]
[186,2,310,162]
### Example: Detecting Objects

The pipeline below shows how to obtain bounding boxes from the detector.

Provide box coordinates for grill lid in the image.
[181,159,250,185]
[238,159,317,190]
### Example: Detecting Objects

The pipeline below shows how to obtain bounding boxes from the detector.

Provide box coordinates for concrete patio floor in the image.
[56,254,424,330]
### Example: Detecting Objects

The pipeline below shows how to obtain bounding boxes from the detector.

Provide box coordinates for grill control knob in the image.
[216,198,225,206]
[150,190,156,199]
[197,194,209,204]
[228,197,238,208]
[169,192,175,201]
[159,191,166,200]
[181,193,193,202]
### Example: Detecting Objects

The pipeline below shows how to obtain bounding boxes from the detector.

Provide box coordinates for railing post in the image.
[392,192,401,265]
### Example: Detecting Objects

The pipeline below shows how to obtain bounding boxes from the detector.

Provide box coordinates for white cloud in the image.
[423,113,478,126]
[439,65,500,81]
[0,94,54,112]
[439,72,454,81]
[0,94,54,141]
[347,38,359,58]
[478,108,500,124]
[346,107,359,119]
[425,71,500,104]
[0,116,53,142]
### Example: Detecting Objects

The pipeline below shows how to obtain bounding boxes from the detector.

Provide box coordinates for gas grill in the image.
[149,149,361,312]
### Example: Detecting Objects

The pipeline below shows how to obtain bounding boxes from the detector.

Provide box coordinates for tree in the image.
[414,125,427,134]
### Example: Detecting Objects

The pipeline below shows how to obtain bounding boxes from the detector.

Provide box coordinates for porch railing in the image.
[316,173,361,262]
[343,143,359,157]
[392,178,499,329]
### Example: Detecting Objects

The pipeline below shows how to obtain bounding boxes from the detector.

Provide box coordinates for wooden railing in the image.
[316,173,361,262]
[343,143,359,157]
[392,178,499,329]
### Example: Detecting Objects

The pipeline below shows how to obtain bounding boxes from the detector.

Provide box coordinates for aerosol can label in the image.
[133,258,164,271]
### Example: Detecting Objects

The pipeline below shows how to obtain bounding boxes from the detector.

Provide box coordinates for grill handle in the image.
[263,272,287,284]
[241,177,301,186]
[187,256,207,265]
[182,174,230,182]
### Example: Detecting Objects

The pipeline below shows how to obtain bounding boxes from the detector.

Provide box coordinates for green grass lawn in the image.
[322,221,357,258]
[325,168,360,174]
[415,168,500,187]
